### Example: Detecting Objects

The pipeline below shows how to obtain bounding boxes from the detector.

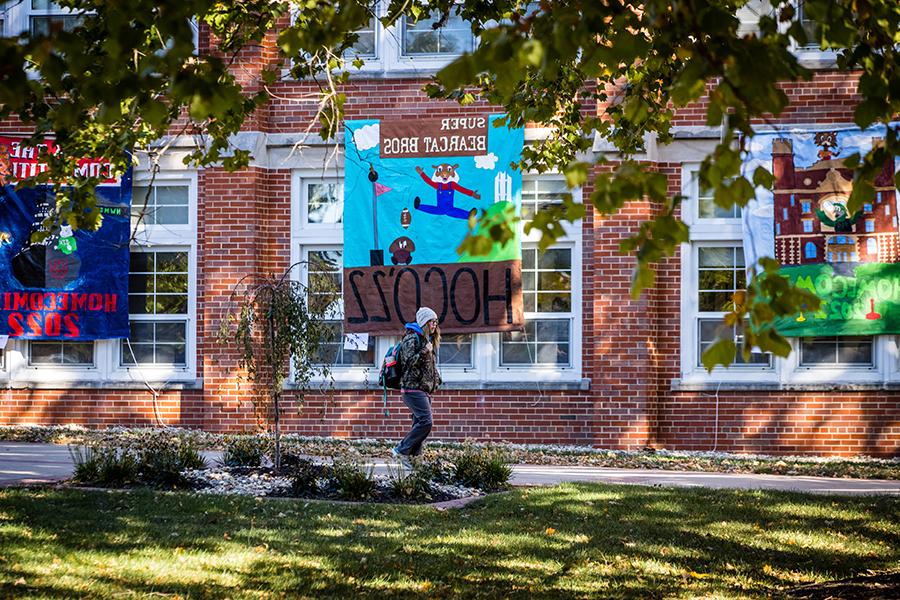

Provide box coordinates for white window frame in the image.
[296,244,380,383]
[0,170,197,385]
[488,173,583,384]
[680,164,894,386]
[286,1,385,77]
[1,1,84,37]
[292,170,381,386]
[387,5,476,72]
[111,170,197,382]
[291,168,583,387]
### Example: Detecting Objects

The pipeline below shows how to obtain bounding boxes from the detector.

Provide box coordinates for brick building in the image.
[0,1,897,456]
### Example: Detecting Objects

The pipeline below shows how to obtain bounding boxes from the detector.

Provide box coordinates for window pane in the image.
[122,321,187,366]
[156,322,186,343]
[522,178,567,220]
[129,321,154,341]
[438,334,472,366]
[501,318,570,366]
[522,247,535,270]
[695,172,740,219]
[697,318,770,367]
[29,341,93,366]
[122,343,154,365]
[403,12,474,56]
[800,337,874,366]
[313,321,375,366]
[536,292,570,312]
[156,252,188,272]
[306,183,342,224]
[539,248,571,270]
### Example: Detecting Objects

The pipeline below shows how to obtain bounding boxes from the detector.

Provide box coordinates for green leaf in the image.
[701,338,737,373]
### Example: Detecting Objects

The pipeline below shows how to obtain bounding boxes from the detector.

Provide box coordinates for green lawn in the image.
[0,484,897,599]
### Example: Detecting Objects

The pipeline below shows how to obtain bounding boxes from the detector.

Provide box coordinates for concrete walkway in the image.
[2,442,898,495]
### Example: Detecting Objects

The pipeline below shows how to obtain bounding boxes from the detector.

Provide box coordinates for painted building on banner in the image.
[772,136,900,267]
[0,1,896,456]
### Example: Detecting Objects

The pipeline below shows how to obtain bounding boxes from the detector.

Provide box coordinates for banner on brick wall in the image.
[0,137,131,340]
[742,126,900,336]
[343,115,525,334]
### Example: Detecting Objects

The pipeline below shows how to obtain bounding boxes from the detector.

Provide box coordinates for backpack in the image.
[378,342,404,391]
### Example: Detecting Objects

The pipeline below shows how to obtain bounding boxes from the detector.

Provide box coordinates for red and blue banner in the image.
[0,136,131,339]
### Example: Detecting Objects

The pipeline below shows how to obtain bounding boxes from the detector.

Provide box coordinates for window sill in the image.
[671,379,900,392]
[794,50,838,70]
[0,379,204,390]
[286,378,590,391]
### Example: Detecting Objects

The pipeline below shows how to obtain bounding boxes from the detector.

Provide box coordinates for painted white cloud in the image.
[353,124,380,151]
[474,152,498,170]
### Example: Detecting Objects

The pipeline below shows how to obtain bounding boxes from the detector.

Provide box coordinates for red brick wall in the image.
[0,43,897,457]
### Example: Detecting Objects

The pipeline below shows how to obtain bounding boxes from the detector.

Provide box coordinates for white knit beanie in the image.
[416,306,438,328]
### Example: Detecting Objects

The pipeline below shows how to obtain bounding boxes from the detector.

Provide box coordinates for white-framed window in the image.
[29,0,82,36]
[303,247,377,368]
[687,171,741,222]
[401,9,475,57]
[118,171,197,378]
[122,249,189,367]
[500,246,573,366]
[291,169,583,386]
[0,171,197,384]
[491,173,582,382]
[28,340,94,366]
[286,1,384,75]
[680,164,889,386]
[1,0,83,37]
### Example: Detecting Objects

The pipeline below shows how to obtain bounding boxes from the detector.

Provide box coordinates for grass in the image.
[0,484,897,598]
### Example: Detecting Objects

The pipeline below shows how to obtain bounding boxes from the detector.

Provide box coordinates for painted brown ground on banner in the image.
[380,116,489,158]
[343,260,524,334]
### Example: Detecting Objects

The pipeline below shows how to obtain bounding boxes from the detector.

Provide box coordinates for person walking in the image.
[391,306,441,468]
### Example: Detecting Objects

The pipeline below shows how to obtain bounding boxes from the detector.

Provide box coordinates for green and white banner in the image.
[742,126,900,336]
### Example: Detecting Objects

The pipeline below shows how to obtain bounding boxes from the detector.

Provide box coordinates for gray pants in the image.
[395,390,432,456]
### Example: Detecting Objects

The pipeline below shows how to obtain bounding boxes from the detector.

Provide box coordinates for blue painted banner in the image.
[0,136,131,339]
[343,114,525,334]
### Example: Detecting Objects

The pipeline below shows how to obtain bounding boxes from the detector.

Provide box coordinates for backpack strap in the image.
[382,382,390,417]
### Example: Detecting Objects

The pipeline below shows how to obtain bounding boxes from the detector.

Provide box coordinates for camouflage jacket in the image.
[399,328,441,393]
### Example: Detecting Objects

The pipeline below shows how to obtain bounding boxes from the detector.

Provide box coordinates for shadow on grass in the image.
[0,483,897,598]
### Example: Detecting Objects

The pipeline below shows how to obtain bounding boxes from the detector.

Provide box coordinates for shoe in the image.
[391,447,412,469]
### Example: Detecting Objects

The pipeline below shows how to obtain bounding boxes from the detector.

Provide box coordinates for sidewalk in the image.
[2,442,899,495]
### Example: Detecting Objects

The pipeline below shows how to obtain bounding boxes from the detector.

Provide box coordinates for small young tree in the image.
[218,262,338,470]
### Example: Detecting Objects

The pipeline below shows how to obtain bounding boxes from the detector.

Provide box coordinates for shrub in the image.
[413,456,456,485]
[69,445,101,483]
[328,458,376,500]
[452,446,513,491]
[136,441,207,487]
[95,447,139,487]
[282,455,325,496]
[221,435,270,467]
[386,464,432,502]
